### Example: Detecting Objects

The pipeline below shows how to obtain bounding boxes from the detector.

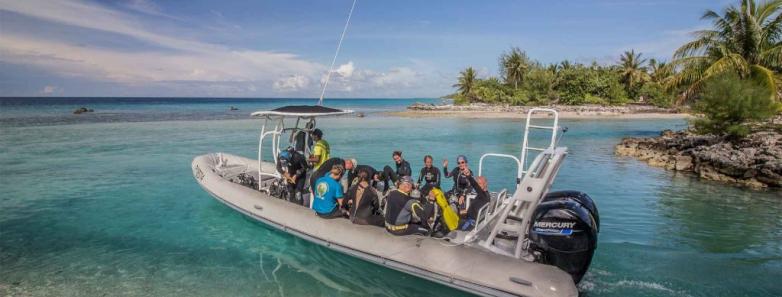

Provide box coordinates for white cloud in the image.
[273,75,310,92]
[0,0,322,87]
[334,61,355,78]
[0,33,320,84]
[122,0,163,16]
[40,85,58,95]
[371,67,417,87]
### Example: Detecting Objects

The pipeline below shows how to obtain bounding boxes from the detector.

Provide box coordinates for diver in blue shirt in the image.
[312,164,346,219]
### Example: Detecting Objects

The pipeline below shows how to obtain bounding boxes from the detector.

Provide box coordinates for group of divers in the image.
[272,128,491,238]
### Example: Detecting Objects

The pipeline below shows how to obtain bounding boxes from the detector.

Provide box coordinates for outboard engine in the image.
[528,191,599,283]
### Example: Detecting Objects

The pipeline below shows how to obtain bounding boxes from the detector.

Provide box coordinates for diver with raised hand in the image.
[443,155,473,215]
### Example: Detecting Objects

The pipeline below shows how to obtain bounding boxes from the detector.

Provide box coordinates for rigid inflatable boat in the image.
[192,106,599,297]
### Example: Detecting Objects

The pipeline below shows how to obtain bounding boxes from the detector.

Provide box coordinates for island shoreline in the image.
[386,102,691,119]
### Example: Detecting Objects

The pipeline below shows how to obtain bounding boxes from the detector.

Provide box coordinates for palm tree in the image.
[499,47,531,89]
[453,67,477,97]
[618,50,650,96]
[559,60,574,71]
[670,0,782,104]
[648,58,674,83]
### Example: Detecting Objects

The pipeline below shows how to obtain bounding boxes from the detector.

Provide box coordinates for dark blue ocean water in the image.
[0,97,780,297]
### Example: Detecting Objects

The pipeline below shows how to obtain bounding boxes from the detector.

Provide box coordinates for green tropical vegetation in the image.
[670,0,782,104]
[447,0,782,137]
[693,74,782,138]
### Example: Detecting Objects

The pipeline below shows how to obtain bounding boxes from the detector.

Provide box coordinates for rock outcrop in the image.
[616,129,782,189]
[73,107,94,114]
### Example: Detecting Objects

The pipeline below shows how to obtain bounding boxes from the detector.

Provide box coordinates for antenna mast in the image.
[317,0,357,106]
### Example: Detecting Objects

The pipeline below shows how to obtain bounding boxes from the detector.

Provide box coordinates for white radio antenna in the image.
[317,0,357,106]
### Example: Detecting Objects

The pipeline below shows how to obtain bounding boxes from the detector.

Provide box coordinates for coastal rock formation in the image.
[73,107,94,114]
[408,102,679,115]
[615,129,782,188]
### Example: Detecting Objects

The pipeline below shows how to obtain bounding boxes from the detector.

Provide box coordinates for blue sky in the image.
[0,0,734,98]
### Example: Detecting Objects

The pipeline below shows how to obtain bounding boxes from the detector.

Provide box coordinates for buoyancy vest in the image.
[431,188,459,231]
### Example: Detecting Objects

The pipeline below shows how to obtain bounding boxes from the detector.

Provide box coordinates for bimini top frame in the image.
[251,105,353,192]
[251,105,355,118]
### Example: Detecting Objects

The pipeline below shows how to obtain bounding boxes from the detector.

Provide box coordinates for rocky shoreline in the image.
[615,128,782,189]
[408,102,680,114]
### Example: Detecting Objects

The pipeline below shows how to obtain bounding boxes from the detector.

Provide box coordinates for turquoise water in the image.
[1,98,780,297]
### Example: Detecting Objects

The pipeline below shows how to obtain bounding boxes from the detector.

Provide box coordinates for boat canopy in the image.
[251,105,354,118]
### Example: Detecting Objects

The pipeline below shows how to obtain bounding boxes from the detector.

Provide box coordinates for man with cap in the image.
[308,128,330,170]
[312,164,346,219]
[384,176,434,236]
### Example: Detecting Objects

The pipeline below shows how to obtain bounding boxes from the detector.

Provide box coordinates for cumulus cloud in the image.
[371,67,417,87]
[334,61,355,78]
[40,85,59,95]
[274,75,310,92]
[0,0,321,86]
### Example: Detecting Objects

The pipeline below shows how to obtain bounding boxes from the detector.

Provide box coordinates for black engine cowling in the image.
[528,191,599,284]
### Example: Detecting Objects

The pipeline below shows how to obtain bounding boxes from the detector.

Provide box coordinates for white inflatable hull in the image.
[192,153,578,297]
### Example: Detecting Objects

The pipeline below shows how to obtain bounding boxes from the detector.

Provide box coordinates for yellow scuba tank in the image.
[431,188,459,231]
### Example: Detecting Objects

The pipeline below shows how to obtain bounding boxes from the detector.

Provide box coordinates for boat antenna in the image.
[317,0,357,106]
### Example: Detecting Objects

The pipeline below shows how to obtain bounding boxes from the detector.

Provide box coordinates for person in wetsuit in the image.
[381,150,412,192]
[443,155,474,214]
[276,147,308,205]
[343,158,377,192]
[345,171,384,227]
[460,172,490,231]
[384,176,434,236]
[417,155,441,189]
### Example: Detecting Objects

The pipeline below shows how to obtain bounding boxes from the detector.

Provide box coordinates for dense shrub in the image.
[638,82,675,107]
[555,66,627,105]
[692,74,782,138]
[522,68,556,104]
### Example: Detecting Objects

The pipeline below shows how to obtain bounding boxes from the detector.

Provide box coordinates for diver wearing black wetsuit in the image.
[347,164,377,189]
[381,151,412,192]
[384,177,433,236]
[444,166,473,198]
[345,174,384,227]
[276,148,308,204]
[417,166,441,189]
[465,175,489,224]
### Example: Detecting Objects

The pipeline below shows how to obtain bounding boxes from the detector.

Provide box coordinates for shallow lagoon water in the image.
[1,98,780,297]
